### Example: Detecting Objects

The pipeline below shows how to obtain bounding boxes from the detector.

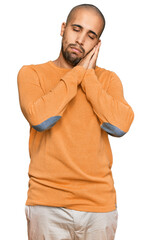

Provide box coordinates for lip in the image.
[71,47,82,53]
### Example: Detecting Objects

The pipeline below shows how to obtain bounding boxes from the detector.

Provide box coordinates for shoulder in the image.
[95,65,119,78]
[95,66,121,88]
[17,61,50,76]
[96,65,122,84]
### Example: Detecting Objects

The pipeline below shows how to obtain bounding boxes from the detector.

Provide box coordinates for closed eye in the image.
[73,28,95,40]
[89,36,95,40]
[73,28,80,32]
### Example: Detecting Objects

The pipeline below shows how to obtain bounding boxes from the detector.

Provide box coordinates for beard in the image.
[61,40,84,67]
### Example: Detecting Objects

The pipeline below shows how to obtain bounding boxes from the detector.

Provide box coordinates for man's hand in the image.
[88,41,101,69]
[77,40,101,70]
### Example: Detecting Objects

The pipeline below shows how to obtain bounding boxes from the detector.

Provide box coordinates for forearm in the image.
[81,69,134,137]
[17,65,86,131]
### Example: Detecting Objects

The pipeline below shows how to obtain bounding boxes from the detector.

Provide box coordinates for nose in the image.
[75,32,85,46]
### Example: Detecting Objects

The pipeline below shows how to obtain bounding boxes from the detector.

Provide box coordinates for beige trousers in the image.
[25,205,118,240]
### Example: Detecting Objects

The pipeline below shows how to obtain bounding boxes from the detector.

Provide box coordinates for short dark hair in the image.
[66,4,106,37]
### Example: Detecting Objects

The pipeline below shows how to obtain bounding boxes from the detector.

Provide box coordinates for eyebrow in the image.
[71,24,98,38]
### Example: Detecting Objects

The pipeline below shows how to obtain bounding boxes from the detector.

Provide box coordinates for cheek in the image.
[84,46,93,56]
[62,37,69,50]
[62,34,71,47]
[64,31,77,45]
[85,41,98,53]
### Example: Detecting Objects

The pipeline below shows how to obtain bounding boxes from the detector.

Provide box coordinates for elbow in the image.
[20,102,62,132]
[101,122,126,137]
[32,116,62,132]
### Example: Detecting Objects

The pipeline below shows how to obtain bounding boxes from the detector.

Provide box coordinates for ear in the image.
[60,22,66,37]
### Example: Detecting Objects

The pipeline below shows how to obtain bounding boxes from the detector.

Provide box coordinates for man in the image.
[17,3,134,240]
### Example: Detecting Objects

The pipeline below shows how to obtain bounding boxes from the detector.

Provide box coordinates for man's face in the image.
[60,9,104,66]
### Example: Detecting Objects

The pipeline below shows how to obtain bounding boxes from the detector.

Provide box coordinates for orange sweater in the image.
[17,60,134,212]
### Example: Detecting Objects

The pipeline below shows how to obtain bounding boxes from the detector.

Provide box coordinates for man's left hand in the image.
[88,40,101,69]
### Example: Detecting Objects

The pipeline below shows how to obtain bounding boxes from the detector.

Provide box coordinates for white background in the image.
[0,0,151,239]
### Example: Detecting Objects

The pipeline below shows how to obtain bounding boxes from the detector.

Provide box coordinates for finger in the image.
[94,41,101,55]
[89,41,101,54]
[96,41,101,50]
[86,47,96,60]
[95,41,101,52]
[91,46,99,60]
[82,43,99,62]
[89,45,100,66]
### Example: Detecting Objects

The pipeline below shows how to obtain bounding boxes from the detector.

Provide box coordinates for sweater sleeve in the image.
[17,65,86,132]
[80,69,134,137]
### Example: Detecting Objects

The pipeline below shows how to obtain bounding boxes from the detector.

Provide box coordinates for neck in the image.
[53,51,73,69]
